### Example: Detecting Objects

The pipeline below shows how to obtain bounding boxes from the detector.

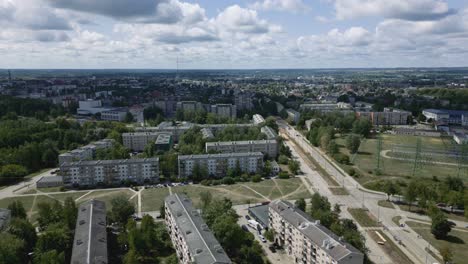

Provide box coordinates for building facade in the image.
[178,152,264,178]
[211,104,237,119]
[61,158,159,187]
[122,132,168,151]
[286,109,301,124]
[261,126,278,139]
[206,140,278,158]
[269,200,364,264]
[165,194,231,264]
[253,114,265,125]
[59,139,115,165]
[71,200,107,264]
[356,110,411,126]
[101,108,127,122]
[176,101,203,112]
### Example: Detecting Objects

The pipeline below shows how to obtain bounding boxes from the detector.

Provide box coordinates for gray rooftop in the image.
[62,157,159,167]
[206,140,277,147]
[165,194,231,264]
[261,126,278,139]
[155,133,172,144]
[37,176,63,183]
[0,208,11,231]
[269,200,363,261]
[71,200,107,264]
[179,152,264,160]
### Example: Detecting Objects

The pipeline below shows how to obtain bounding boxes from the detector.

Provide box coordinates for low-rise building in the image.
[36,176,63,188]
[453,132,468,145]
[0,208,11,231]
[286,109,301,124]
[101,108,128,122]
[122,132,169,151]
[71,200,107,264]
[270,160,280,175]
[178,152,264,178]
[61,158,159,187]
[59,139,115,165]
[269,200,364,264]
[423,109,468,125]
[165,194,231,264]
[206,140,278,158]
[356,110,411,126]
[261,126,278,139]
[253,114,265,125]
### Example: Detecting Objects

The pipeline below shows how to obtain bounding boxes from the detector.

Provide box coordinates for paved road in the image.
[277,120,441,264]
[0,168,57,199]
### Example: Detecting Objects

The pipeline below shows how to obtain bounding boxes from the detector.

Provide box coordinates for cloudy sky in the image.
[1,0,467,69]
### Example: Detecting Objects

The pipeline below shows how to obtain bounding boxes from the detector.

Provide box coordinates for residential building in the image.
[211,104,237,119]
[155,134,173,151]
[61,158,159,187]
[423,109,468,125]
[356,110,410,126]
[299,102,352,113]
[122,132,169,151]
[235,91,254,110]
[201,128,214,139]
[165,194,231,264]
[77,99,105,115]
[206,140,278,158]
[394,128,442,137]
[453,132,468,145]
[269,200,364,264]
[58,139,115,165]
[176,101,203,112]
[261,126,278,139]
[0,208,11,231]
[71,200,107,264]
[178,152,264,178]
[286,109,301,124]
[253,114,265,125]
[101,108,128,122]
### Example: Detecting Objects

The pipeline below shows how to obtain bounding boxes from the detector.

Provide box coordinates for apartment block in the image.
[177,101,203,112]
[286,109,301,124]
[178,152,264,178]
[356,111,410,126]
[61,158,159,187]
[206,140,278,158]
[269,200,364,264]
[101,108,128,122]
[201,127,214,139]
[59,139,115,165]
[165,193,231,264]
[71,200,107,264]
[261,126,278,139]
[122,132,169,151]
[211,104,237,119]
[253,114,265,125]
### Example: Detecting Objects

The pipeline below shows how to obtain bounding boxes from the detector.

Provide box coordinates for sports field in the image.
[336,134,466,189]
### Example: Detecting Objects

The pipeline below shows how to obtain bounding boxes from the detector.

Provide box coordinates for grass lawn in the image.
[25,168,52,179]
[37,187,63,193]
[77,189,135,210]
[0,196,35,212]
[407,221,468,264]
[348,208,380,227]
[398,204,467,222]
[141,188,170,212]
[378,200,395,209]
[392,216,402,226]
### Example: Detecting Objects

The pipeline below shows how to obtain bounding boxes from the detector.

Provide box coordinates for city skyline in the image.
[1,0,468,69]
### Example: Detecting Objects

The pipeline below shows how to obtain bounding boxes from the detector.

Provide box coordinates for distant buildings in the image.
[235,91,254,110]
[177,101,203,112]
[206,140,278,158]
[77,99,105,115]
[286,109,301,124]
[423,109,468,126]
[101,108,128,122]
[261,126,278,139]
[71,200,107,264]
[0,208,11,231]
[299,102,352,113]
[165,194,231,264]
[211,104,237,119]
[356,109,411,126]
[122,132,168,151]
[58,139,115,165]
[178,152,264,178]
[61,158,159,187]
[252,114,265,125]
[269,200,364,264]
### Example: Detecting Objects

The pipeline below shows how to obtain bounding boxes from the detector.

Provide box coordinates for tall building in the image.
[71,200,107,264]
[178,152,264,178]
[206,140,278,158]
[165,194,231,264]
[177,101,203,112]
[211,104,237,119]
[61,158,159,187]
[235,91,254,110]
[269,200,364,264]
[122,131,169,151]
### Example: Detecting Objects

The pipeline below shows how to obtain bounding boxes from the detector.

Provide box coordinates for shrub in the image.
[278,172,290,179]
[251,175,262,183]
[200,179,212,186]
[347,168,356,176]
[222,177,235,185]
[333,153,349,164]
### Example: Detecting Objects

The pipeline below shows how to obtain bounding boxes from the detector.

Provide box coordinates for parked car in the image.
[259,235,267,243]
[268,245,276,253]
[241,225,249,232]
[245,215,251,220]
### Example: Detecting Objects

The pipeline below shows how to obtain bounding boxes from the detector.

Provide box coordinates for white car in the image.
[259,235,267,243]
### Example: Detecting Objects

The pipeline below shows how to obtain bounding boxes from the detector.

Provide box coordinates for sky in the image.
[1,0,468,69]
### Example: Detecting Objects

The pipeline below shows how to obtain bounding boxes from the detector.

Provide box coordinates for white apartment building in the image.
[61,158,159,187]
[211,104,237,119]
[77,99,107,115]
[101,108,127,122]
[205,140,278,158]
[165,194,231,264]
[58,139,115,165]
[178,152,264,178]
[122,132,169,151]
[269,200,364,264]
[253,114,265,125]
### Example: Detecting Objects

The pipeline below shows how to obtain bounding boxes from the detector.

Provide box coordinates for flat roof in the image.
[269,200,363,261]
[37,176,63,183]
[424,109,468,115]
[179,152,264,160]
[62,158,159,167]
[71,200,107,264]
[155,133,172,144]
[248,204,269,227]
[206,140,277,147]
[165,194,231,264]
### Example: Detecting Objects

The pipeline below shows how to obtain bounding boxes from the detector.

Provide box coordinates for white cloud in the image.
[334,0,455,21]
[250,0,310,13]
[215,5,281,34]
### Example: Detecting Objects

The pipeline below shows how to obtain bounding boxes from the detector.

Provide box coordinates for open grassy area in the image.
[141,187,170,212]
[378,200,395,209]
[407,221,468,264]
[348,208,380,227]
[397,204,467,222]
[335,134,464,192]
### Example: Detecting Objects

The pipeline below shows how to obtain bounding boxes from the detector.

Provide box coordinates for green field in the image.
[347,208,380,227]
[335,134,464,189]
[141,178,312,211]
[407,221,468,264]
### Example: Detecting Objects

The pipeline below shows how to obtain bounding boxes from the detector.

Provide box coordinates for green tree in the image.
[440,246,453,264]
[62,197,77,230]
[0,233,26,264]
[33,250,65,264]
[430,209,452,239]
[404,181,418,211]
[200,191,213,209]
[383,181,399,201]
[288,160,300,175]
[124,112,134,123]
[295,198,306,212]
[346,134,361,154]
[7,200,27,219]
[264,229,275,242]
[8,218,37,252]
[352,119,372,137]
[109,196,135,226]
[34,223,71,263]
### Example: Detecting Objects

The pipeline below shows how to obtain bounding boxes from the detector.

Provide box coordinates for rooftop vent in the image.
[186,230,192,235]
[76,239,83,245]
[176,212,183,217]
[195,248,203,254]
[214,245,224,253]
[79,220,86,225]
[201,224,209,231]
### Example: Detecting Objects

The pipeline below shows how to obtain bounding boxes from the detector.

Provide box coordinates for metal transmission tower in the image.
[412,138,422,177]
[375,135,383,174]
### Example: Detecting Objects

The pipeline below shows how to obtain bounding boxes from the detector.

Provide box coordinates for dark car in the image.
[241,225,249,232]
[268,245,276,253]
[245,215,251,220]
